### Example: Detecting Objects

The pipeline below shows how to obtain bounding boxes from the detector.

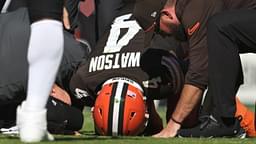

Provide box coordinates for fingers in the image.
[50,85,71,105]
[152,128,177,138]
[152,131,169,138]
[63,7,70,30]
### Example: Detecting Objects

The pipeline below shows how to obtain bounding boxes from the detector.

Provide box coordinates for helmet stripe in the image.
[107,82,118,135]
[111,81,125,136]
[118,83,128,135]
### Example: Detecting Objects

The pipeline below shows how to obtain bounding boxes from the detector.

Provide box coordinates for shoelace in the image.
[199,115,218,130]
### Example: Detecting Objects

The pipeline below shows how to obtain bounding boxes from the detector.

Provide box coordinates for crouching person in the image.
[69,0,199,136]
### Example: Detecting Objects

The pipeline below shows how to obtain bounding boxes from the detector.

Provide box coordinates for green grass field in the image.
[0,106,255,144]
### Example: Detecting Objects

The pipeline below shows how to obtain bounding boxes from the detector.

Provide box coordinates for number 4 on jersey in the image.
[103,14,141,53]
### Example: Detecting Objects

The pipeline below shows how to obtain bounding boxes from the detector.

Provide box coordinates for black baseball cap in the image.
[133,0,167,31]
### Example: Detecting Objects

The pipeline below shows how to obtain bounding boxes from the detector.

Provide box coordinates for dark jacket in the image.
[0,8,87,104]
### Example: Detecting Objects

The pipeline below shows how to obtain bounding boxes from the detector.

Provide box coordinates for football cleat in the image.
[16,101,54,143]
[177,115,246,138]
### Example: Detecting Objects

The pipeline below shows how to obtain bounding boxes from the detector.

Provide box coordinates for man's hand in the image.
[153,119,181,138]
[63,7,70,30]
[153,84,203,138]
[50,84,71,105]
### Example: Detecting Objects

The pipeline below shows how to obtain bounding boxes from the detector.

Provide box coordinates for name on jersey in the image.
[89,52,141,72]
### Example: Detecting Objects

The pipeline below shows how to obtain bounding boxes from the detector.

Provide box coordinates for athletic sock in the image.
[25,19,64,112]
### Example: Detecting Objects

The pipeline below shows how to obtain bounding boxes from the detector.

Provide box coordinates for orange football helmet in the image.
[92,77,148,136]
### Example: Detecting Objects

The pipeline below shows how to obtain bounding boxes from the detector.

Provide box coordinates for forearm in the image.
[172,84,203,122]
[153,84,203,138]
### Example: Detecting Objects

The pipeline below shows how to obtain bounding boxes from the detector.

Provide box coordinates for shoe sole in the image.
[177,132,246,139]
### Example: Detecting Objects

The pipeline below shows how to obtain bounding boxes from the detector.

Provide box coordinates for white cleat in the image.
[16,102,54,143]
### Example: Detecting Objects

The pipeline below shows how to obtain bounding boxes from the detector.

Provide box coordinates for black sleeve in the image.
[0,8,30,104]
[55,31,88,91]
[0,82,26,104]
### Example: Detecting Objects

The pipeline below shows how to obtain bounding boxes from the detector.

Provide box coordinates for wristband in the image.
[171,117,182,125]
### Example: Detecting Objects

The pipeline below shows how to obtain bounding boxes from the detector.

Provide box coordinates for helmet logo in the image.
[127,90,136,98]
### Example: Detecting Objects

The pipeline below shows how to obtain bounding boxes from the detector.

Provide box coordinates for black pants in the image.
[207,9,256,118]
[27,0,63,23]
[95,0,124,40]
[79,0,124,48]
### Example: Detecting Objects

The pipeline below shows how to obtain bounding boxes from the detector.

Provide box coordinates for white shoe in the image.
[0,125,19,135]
[16,102,54,143]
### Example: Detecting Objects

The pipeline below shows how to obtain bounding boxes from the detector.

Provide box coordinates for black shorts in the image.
[0,96,84,134]
[46,97,84,134]
[27,0,63,23]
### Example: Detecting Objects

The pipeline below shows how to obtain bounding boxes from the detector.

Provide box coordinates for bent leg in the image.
[208,9,256,119]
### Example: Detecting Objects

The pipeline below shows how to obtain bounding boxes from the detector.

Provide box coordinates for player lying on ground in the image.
[68,0,255,136]
[68,1,199,136]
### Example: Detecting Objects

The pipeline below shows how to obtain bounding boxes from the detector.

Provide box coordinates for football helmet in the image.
[92,77,148,136]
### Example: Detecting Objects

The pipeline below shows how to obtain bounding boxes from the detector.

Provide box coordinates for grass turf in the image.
[0,106,255,144]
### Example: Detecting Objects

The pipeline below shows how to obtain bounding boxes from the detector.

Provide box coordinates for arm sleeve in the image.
[0,82,26,103]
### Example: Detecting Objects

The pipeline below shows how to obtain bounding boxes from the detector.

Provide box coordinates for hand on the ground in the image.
[153,120,180,138]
